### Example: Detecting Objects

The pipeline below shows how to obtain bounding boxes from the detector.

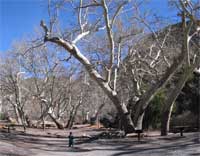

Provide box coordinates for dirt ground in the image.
[0,125,200,156]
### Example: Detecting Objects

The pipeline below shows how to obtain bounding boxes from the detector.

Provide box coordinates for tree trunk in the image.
[133,51,187,126]
[48,113,64,129]
[42,116,45,130]
[161,65,195,136]
[18,108,27,131]
[94,103,105,120]
[120,113,135,134]
[161,103,174,136]
[67,110,77,129]
[135,113,145,130]
[66,108,74,128]
[13,105,22,124]
[128,99,145,130]
[199,75,200,132]
[133,16,194,126]
[25,114,33,128]
[66,97,82,129]
[115,101,135,134]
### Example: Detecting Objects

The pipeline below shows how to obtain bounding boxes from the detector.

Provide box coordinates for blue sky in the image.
[0,0,178,53]
[0,0,48,52]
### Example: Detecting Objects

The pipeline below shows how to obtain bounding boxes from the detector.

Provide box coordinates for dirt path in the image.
[0,127,199,156]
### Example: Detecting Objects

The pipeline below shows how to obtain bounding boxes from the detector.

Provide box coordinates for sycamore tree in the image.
[20,45,72,129]
[0,53,29,130]
[14,41,106,129]
[37,0,200,134]
[160,0,200,136]
[18,42,86,129]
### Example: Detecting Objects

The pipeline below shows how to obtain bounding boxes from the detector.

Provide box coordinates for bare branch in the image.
[101,0,115,83]
[111,1,128,28]
[76,3,101,9]
[72,31,90,44]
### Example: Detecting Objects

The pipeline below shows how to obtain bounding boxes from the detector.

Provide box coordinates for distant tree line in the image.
[0,0,199,136]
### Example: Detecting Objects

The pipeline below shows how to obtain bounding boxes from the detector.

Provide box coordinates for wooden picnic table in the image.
[173,126,190,136]
[0,123,25,133]
[135,129,143,141]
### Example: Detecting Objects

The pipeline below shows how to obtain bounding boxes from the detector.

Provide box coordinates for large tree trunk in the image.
[161,103,174,136]
[111,96,135,134]
[161,64,197,136]
[128,99,145,130]
[133,51,187,126]
[133,15,195,128]
[135,113,145,130]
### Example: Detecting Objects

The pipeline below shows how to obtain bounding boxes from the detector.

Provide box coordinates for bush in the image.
[0,113,7,120]
[143,91,165,129]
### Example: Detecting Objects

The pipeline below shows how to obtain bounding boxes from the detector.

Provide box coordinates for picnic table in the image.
[1,123,26,133]
[173,126,189,136]
[135,129,143,141]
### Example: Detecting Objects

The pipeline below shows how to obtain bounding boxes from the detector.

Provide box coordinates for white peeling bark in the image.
[40,21,135,134]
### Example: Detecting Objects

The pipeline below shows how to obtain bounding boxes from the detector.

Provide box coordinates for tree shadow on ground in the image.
[0,152,26,156]
[189,153,200,156]
[0,130,199,155]
[0,129,67,138]
[109,142,199,156]
[67,133,200,156]
[0,131,68,152]
[104,136,200,156]
[0,129,102,153]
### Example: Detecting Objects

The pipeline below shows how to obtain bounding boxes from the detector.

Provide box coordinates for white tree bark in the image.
[40,20,135,134]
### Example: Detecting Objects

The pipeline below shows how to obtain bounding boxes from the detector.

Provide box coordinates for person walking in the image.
[68,132,74,147]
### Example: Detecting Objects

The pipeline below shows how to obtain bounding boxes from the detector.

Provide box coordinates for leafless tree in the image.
[160,0,200,136]
[38,0,200,134]
[0,53,28,130]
